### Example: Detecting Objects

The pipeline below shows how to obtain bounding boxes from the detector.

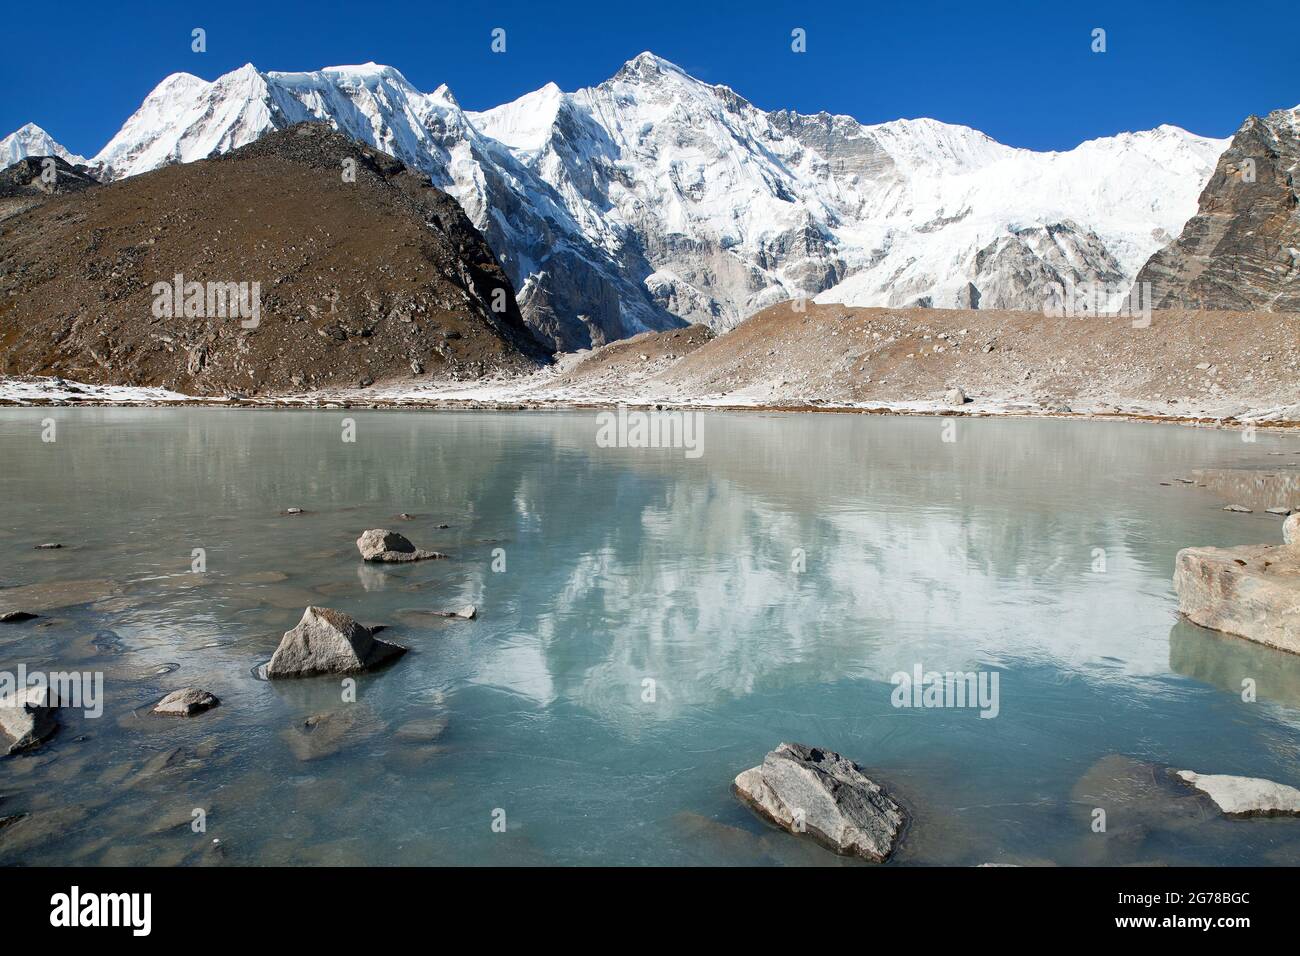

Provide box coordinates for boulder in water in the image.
[732,742,908,862]
[265,606,406,678]
[356,529,444,563]
[153,688,221,717]
[1176,770,1300,817]
[0,685,60,754]
[1174,544,1300,653]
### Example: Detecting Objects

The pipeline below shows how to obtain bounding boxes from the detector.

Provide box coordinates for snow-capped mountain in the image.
[471,54,1226,320]
[0,123,88,167]
[18,54,1230,348]
[90,62,671,350]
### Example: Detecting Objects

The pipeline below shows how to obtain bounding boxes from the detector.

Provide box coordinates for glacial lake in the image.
[2,407,1300,866]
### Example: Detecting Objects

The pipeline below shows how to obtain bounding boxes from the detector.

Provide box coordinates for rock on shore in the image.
[265,606,406,678]
[356,529,444,563]
[0,685,59,754]
[1176,770,1300,817]
[733,742,908,862]
[1174,543,1300,653]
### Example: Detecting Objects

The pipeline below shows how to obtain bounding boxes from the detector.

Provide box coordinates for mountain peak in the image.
[1,122,88,167]
[614,51,692,82]
[467,82,566,151]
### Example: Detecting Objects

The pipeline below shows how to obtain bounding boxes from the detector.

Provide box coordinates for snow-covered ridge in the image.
[0,123,87,167]
[4,53,1234,349]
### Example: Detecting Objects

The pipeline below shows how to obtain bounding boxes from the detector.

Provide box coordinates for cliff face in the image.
[0,124,547,394]
[1135,105,1300,312]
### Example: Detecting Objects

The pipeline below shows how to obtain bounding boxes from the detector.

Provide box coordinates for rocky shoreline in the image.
[3,373,1298,436]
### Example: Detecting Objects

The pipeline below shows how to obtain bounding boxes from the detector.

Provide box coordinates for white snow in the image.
[0,377,197,405]
[0,122,88,166]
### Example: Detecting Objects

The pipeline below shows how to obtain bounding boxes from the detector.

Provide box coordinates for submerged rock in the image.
[356,529,444,563]
[153,688,221,717]
[283,707,385,762]
[1175,771,1300,817]
[0,685,60,755]
[394,716,449,742]
[265,606,407,678]
[1174,543,1300,653]
[732,742,908,862]
[435,605,477,620]
[0,612,39,624]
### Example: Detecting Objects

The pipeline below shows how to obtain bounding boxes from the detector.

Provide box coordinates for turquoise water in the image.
[2,408,1300,866]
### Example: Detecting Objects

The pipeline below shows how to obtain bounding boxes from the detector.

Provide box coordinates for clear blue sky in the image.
[3,0,1296,158]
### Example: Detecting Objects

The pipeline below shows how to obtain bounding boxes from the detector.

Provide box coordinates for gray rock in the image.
[283,707,385,762]
[435,605,477,620]
[1176,771,1300,817]
[0,685,59,755]
[732,742,908,862]
[153,688,220,717]
[265,606,407,678]
[355,528,444,563]
[1174,544,1300,653]
[944,387,968,406]
[33,543,62,550]
[1285,513,1300,546]
[1223,504,1252,513]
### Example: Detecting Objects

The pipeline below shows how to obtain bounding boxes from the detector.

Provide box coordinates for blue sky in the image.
[3,0,1296,157]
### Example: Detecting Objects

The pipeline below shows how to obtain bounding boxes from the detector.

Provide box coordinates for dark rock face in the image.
[0,155,97,196]
[0,155,97,223]
[1135,106,1300,312]
[0,123,548,392]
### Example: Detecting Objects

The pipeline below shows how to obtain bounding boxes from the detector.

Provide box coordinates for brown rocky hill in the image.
[1136,105,1300,312]
[502,301,1299,419]
[0,123,547,394]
